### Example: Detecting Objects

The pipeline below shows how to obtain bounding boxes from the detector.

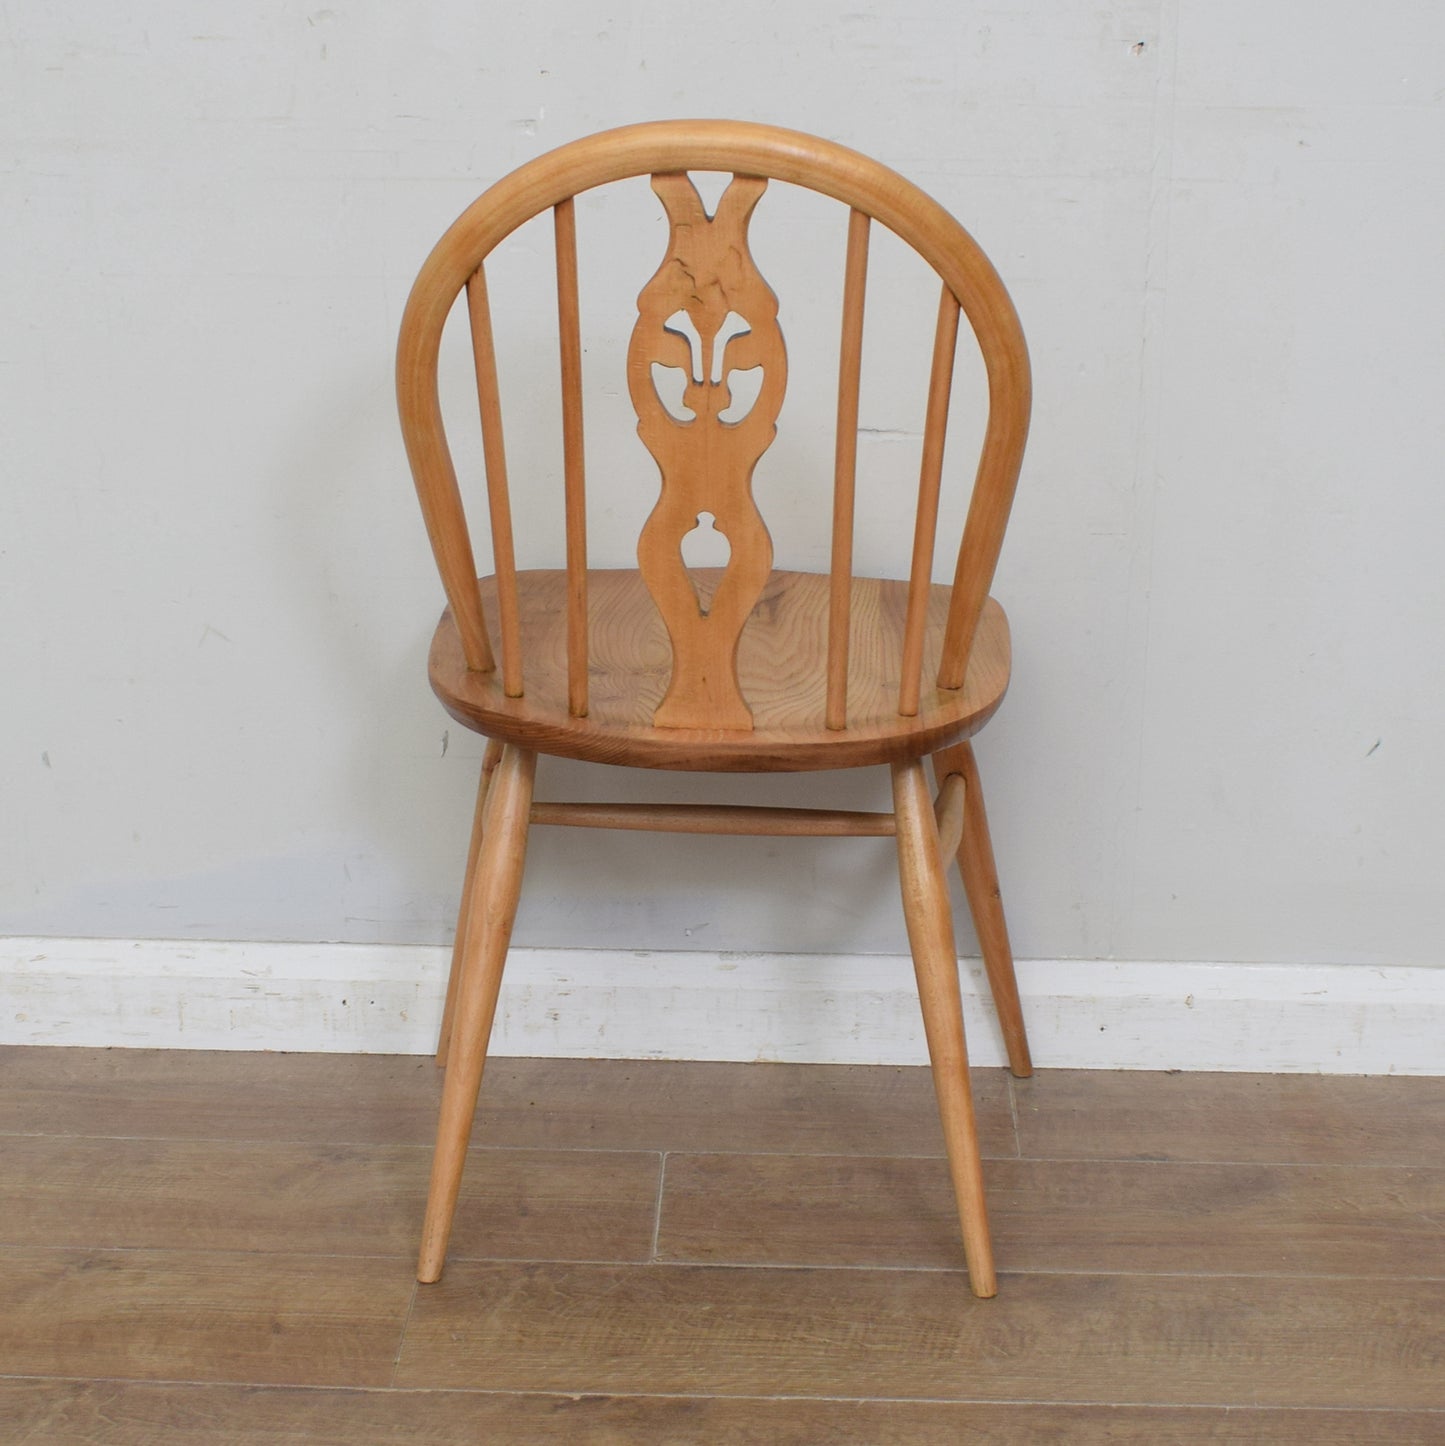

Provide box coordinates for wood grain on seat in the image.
[430,570,1010,772]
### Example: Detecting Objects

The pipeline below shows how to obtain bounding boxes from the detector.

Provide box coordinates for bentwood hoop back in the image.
[397,121,1034,1298]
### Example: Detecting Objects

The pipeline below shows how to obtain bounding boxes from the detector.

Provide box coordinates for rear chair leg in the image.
[892,757,997,1299]
[418,744,536,1284]
[932,741,1033,1078]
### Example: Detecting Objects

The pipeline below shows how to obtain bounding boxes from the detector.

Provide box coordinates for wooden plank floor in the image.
[2,1048,1442,1443]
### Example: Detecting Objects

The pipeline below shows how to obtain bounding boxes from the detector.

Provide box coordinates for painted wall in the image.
[4,2,1442,970]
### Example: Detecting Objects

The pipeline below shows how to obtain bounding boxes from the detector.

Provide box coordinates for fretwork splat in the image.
[627,171,787,730]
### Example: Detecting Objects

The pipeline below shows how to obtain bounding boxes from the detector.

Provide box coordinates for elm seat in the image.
[397,120,1038,1299]
[430,570,1011,772]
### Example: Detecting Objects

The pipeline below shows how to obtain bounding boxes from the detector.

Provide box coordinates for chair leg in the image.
[891,757,997,1299]
[437,739,504,1067]
[417,744,536,1284]
[932,741,1033,1079]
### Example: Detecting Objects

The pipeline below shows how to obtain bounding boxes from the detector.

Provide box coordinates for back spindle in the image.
[554,198,589,718]
[897,283,960,718]
[466,263,524,698]
[827,208,871,732]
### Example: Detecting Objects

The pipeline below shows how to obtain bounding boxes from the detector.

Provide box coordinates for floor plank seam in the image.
[1004,1154,1445,1169]
[383,1256,1445,1283]
[2,1375,1444,1413]
[0,1243,668,1269]
[0,1131,964,1161]
[0,1132,693,1156]
[388,1280,419,1389]
[638,1259,1445,1281]
[649,1151,668,1262]
[3,1243,1438,1282]
[7,1132,1440,1171]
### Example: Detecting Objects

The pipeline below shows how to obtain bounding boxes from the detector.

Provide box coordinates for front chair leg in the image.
[932,741,1032,1078]
[892,757,997,1299]
[437,739,505,1067]
[418,744,536,1284]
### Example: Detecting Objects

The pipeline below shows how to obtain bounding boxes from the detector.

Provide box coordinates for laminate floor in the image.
[1,1048,1442,1443]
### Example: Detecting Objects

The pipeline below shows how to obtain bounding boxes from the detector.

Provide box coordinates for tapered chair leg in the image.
[437,739,505,1067]
[892,757,997,1299]
[932,741,1032,1078]
[418,744,536,1284]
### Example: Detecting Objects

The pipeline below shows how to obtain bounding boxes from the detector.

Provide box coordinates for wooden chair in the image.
[397,121,1033,1299]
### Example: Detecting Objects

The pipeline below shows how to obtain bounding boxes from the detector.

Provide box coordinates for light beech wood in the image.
[554,198,589,719]
[397,120,1031,708]
[932,770,966,864]
[398,123,1037,1290]
[934,740,1032,1078]
[465,268,522,695]
[436,738,502,1067]
[827,208,870,731]
[430,569,1011,772]
[418,745,536,1282]
[891,757,995,1297]
[899,286,961,717]
[529,801,897,836]
[629,173,784,730]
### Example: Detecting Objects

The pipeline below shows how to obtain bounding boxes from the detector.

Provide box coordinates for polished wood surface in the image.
[418,745,535,1281]
[1,1247,411,1388]
[397,123,1036,1289]
[6,1382,1440,1446]
[553,195,589,720]
[430,569,1011,771]
[464,266,516,684]
[529,800,899,835]
[934,738,1032,1075]
[659,1152,1445,1275]
[899,285,961,717]
[1,1135,659,1259]
[827,207,870,731]
[4,1047,1445,1442]
[397,120,1031,703]
[435,736,501,1067]
[399,1260,1445,1406]
[1013,1066,1445,1163]
[630,172,784,730]
[931,768,966,859]
[0,1050,1019,1154]
[892,756,995,1293]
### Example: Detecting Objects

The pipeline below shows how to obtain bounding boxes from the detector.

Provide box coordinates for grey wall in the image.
[4,1,1442,969]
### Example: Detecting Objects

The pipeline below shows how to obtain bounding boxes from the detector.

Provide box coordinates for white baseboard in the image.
[2,937,1442,1074]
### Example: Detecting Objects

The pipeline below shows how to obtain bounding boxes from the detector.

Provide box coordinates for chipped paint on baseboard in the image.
[2,939,1442,1074]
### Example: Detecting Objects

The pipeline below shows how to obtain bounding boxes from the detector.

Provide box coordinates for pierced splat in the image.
[679,510,732,617]
[628,172,787,730]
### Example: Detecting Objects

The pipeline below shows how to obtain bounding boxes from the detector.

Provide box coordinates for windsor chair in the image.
[397,121,1034,1298]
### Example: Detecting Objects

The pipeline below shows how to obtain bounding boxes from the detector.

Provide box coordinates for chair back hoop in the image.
[397,120,1031,731]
